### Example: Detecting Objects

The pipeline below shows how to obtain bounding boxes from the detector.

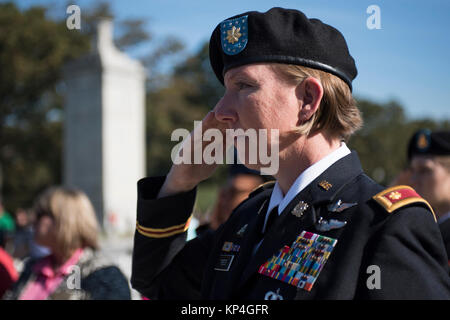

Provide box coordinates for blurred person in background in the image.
[389,166,412,187]
[0,198,15,243]
[408,129,450,260]
[11,208,34,261]
[0,230,18,298]
[11,208,50,262]
[3,186,131,300]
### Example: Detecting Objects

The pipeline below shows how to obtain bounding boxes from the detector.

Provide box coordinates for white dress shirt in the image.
[262,143,351,233]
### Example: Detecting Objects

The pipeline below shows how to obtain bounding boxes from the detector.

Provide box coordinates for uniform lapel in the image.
[230,198,269,275]
[238,187,315,288]
[208,190,271,299]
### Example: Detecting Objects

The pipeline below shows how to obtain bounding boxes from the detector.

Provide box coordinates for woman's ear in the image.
[296,77,323,122]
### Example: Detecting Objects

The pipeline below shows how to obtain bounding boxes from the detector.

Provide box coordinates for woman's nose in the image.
[214,96,238,124]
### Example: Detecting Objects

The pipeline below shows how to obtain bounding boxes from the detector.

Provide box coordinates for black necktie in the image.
[251,205,279,256]
[262,205,279,238]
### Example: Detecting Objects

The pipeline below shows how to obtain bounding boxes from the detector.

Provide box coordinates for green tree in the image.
[146,42,224,176]
[349,98,450,185]
[0,1,182,212]
[0,2,90,210]
[145,42,226,214]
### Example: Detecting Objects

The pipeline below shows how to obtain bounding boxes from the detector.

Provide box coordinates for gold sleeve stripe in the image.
[136,216,192,238]
[136,225,187,238]
[137,216,192,232]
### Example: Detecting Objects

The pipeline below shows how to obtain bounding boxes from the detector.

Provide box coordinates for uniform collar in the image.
[266,143,351,218]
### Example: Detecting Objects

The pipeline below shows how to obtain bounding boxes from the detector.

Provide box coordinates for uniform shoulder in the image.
[372,185,436,222]
[248,180,276,198]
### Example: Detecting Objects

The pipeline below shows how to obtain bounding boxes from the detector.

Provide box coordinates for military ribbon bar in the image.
[258,231,337,292]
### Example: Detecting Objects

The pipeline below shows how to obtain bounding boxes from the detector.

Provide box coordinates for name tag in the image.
[214,254,235,272]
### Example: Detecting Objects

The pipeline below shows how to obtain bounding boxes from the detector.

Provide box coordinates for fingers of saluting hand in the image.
[160,112,230,197]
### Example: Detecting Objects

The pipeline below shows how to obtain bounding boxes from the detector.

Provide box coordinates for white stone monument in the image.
[63,19,146,235]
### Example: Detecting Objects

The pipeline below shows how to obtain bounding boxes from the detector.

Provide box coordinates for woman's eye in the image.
[236,82,251,90]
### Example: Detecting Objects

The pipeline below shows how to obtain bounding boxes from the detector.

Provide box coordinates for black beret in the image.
[408,129,450,161]
[209,7,357,90]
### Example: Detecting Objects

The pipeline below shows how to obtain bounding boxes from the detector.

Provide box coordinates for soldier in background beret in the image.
[408,129,450,259]
[132,8,450,300]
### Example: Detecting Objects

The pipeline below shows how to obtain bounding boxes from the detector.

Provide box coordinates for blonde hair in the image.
[34,186,99,255]
[271,64,362,140]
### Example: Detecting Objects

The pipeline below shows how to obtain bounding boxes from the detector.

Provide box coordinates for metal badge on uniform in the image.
[222,241,233,252]
[327,199,357,213]
[221,15,248,55]
[318,180,332,191]
[236,224,248,237]
[258,231,337,292]
[214,254,235,272]
[291,201,309,218]
[264,288,283,300]
[222,241,240,253]
[315,217,347,232]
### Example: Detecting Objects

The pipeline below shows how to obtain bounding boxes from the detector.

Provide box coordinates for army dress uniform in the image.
[132,149,450,299]
[131,8,450,299]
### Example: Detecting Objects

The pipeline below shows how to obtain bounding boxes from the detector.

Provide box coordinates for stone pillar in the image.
[63,19,146,235]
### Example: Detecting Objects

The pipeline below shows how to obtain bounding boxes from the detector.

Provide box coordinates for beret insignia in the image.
[221,15,248,55]
[416,131,430,151]
[373,185,436,222]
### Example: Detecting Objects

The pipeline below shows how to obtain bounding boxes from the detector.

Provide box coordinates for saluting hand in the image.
[158,111,229,198]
